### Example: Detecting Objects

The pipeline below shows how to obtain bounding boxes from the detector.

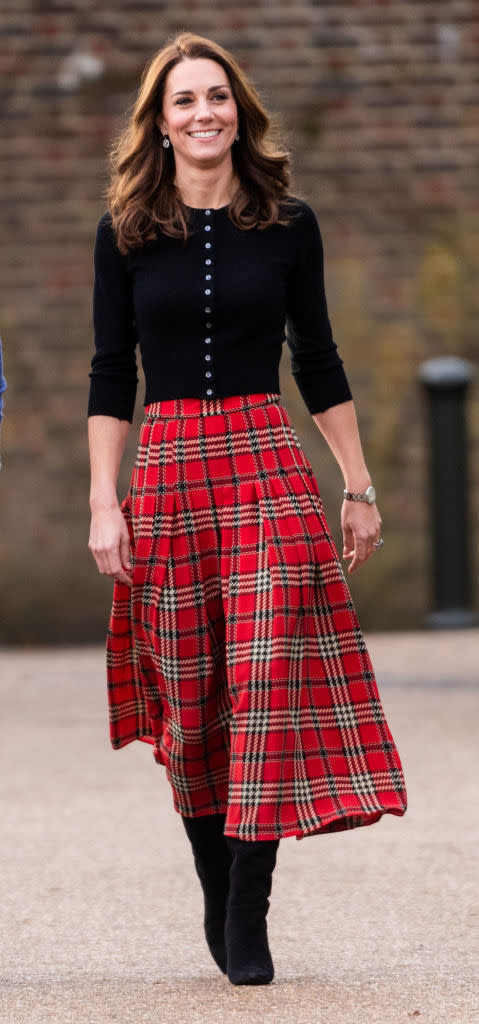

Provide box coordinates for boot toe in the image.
[228,962,274,985]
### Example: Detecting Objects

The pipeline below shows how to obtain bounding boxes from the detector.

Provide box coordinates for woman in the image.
[87,31,407,986]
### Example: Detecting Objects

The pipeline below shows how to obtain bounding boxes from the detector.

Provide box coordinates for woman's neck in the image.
[173,166,241,210]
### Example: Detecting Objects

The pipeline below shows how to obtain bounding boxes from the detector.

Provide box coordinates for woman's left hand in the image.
[341,500,382,574]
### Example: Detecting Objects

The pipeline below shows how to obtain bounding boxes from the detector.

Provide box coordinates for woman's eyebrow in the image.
[172,84,230,96]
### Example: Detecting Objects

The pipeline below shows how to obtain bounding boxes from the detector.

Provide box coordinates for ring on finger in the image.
[372,538,384,549]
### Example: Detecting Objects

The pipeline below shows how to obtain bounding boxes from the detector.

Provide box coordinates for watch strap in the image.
[343,485,376,504]
[344,490,367,502]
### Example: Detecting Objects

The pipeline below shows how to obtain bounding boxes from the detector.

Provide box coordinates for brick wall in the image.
[1,1,478,642]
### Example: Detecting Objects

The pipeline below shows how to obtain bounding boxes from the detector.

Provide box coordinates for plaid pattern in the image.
[106,392,407,841]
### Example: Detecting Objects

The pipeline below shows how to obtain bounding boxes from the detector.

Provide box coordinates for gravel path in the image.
[1,633,478,1023]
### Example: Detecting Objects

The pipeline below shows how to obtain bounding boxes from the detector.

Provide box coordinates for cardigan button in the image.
[205,337,211,343]
[205,259,212,265]
[206,388,213,395]
[205,353,211,361]
[205,225,211,231]
[205,371,212,378]
[204,289,211,295]
[205,242,211,249]
[205,209,211,215]
[205,307,211,313]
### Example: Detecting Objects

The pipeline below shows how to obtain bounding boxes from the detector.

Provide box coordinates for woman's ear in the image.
[156,115,166,134]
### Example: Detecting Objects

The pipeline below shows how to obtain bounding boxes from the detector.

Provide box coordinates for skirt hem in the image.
[110,735,407,842]
[175,802,407,842]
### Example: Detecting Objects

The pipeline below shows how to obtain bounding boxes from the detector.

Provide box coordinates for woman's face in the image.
[157,58,239,167]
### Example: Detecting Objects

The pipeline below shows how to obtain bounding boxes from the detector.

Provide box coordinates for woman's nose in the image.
[194,100,214,119]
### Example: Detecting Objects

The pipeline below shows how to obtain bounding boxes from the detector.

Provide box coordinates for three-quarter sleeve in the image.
[286,202,353,415]
[88,211,138,422]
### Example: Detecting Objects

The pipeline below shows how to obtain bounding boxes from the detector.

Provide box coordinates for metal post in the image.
[419,356,477,629]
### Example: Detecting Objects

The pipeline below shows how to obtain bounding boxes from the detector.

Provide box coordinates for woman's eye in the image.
[175,93,228,105]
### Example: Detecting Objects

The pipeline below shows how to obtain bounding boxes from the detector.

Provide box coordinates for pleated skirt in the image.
[106,391,408,841]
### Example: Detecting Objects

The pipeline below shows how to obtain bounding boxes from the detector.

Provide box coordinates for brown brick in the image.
[1,1,478,640]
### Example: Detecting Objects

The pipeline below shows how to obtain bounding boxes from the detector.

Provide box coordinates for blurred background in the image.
[1,0,478,643]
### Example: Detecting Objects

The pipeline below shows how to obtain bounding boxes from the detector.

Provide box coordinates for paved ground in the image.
[1,631,478,1024]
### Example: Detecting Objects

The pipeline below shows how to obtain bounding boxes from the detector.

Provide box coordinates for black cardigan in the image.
[88,197,352,421]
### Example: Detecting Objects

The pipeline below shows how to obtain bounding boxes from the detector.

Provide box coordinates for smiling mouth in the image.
[188,129,222,139]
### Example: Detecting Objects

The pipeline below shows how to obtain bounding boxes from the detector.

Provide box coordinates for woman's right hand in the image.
[88,503,133,586]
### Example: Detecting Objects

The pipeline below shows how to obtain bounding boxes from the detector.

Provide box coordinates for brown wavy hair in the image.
[104,31,301,253]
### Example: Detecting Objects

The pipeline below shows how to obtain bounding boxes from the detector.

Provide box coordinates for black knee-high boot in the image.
[181,813,232,974]
[224,835,280,985]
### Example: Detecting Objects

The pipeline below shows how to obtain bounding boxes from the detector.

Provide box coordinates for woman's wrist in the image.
[343,471,372,493]
[90,492,119,512]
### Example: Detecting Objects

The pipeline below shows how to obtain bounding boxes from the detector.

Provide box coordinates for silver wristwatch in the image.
[343,484,376,505]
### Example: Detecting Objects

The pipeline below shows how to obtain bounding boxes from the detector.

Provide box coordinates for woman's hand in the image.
[341,500,382,574]
[88,503,133,586]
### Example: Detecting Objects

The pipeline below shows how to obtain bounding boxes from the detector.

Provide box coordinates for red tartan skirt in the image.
[106,392,407,841]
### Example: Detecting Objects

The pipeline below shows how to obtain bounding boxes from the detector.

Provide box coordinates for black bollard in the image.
[419,356,477,629]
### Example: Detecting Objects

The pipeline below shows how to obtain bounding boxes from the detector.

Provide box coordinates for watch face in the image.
[366,485,376,504]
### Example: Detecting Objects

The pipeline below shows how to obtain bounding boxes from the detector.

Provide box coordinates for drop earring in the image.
[162,134,170,149]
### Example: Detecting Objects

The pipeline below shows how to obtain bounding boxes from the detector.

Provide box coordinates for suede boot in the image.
[181,812,232,974]
[224,835,280,985]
